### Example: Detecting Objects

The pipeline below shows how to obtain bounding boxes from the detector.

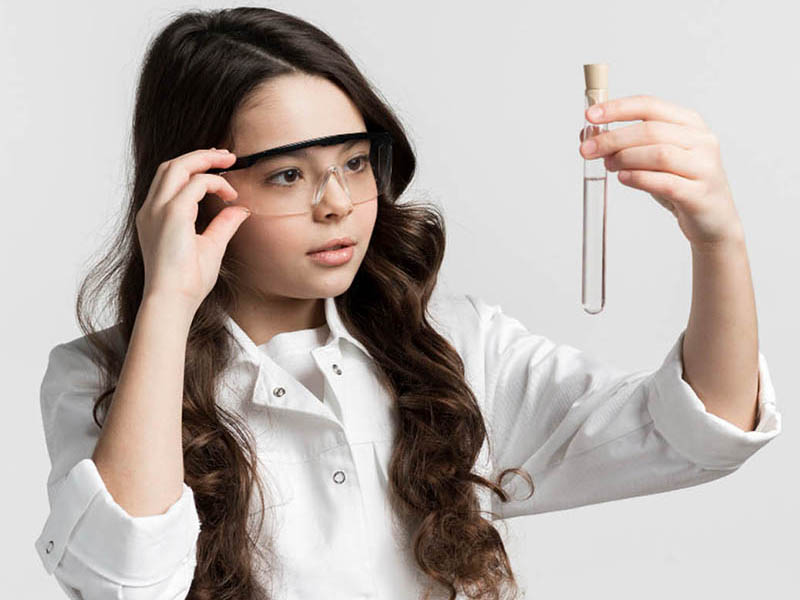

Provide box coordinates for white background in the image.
[3,1,797,597]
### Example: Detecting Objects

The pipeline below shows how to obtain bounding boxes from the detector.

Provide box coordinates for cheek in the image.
[355,200,378,238]
[229,220,307,262]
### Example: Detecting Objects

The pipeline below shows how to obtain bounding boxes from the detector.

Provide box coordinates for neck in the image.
[229,294,326,347]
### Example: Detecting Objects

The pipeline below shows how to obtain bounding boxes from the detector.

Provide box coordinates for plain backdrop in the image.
[3,1,797,598]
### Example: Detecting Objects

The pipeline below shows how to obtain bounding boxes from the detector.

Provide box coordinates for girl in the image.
[34,6,781,600]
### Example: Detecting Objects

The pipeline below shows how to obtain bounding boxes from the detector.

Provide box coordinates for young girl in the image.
[34,6,781,600]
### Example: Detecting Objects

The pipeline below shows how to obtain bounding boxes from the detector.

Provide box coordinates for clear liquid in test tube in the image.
[582,63,609,314]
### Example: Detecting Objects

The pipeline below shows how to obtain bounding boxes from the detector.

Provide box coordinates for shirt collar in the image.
[222,295,373,366]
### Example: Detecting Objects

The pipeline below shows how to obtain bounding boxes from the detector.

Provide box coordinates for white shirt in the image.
[34,291,782,599]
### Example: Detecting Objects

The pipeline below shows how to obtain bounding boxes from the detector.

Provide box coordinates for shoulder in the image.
[43,323,125,395]
[38,325,125,487]
[425,285,520,352]
[424,286,510,382]
[425,288,564,389]
[425,287,482,343]
[52,322,125,358]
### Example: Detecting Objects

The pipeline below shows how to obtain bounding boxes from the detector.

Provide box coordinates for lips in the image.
[307,237,356,254]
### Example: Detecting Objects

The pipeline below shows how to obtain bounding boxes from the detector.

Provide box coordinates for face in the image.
[205,73,378,304]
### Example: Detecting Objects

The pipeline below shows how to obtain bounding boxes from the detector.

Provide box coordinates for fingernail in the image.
[588,105,603,120]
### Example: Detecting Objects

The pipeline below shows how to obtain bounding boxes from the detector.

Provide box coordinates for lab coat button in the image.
[332,363,342,375]
[45,540,54,554]
[332,470,346,484]
[273,387,286,397]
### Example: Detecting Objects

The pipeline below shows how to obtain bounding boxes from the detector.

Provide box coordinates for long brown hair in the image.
[76,7,533,599]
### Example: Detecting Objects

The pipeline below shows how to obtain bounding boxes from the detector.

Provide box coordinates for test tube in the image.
[581,63,609,314]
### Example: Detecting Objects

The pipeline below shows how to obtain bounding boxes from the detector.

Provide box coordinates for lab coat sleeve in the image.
[467,296,782,520]
[34,341,201,599]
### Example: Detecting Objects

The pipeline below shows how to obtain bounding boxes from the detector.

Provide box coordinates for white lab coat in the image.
[34,291,782,599]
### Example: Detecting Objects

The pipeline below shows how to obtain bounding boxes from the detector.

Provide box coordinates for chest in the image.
[216,337,493,598]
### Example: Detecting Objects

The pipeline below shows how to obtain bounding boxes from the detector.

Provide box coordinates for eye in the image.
[266,168,301,186]
[346,154,369,173]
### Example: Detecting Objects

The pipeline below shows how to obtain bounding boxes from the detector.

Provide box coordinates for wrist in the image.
[690,222,746,256]
[140,291,198,328]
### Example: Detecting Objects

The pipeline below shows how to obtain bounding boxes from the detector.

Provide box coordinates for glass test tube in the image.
[581,63,609,314]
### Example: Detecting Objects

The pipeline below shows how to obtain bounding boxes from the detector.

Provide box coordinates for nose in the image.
[314,167,353,215]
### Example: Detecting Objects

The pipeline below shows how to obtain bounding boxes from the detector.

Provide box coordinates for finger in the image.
[200,205,251,248]
[617,168,701,205]
[167,172,240,213]
[149,150,238,210]
[580,126,602,142]
[603,144,704,180]
[585,94,709,131]
[580,120,706,160]
[146,148,230,203]
[150,147,234,189]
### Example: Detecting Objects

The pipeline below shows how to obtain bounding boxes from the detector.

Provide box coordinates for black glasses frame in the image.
[206,130,393,175]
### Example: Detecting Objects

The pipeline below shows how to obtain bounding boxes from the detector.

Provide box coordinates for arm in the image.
[683,231,760,432]
[458,293,782,521]
[35,294,201,598]
[579,94,763,433]
[91,293,195,516]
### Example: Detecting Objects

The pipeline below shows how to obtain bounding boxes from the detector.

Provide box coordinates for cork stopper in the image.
[583,63,609,105]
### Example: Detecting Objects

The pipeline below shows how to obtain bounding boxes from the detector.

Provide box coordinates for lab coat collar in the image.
[222,295,372,364]
[220,296,373,412]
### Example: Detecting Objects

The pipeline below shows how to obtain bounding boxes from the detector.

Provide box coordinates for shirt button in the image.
[45,540,54,554]
[332,470,346,484]
[272,386,286,397]
[332,363,342,375]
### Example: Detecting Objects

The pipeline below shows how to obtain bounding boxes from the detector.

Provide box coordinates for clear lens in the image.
[222,136,392,217]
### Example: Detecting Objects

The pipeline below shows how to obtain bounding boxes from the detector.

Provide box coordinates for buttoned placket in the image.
[264,342,380,592]
[222,297,382,593]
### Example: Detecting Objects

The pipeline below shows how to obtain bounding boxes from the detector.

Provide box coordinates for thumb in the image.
[202,206,251,248]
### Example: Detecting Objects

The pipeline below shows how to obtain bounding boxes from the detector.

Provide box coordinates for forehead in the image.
[230,73,367,155]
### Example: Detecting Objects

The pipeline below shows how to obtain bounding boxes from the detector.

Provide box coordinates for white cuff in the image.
[35,457,201,586]
[647,330,782,470]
